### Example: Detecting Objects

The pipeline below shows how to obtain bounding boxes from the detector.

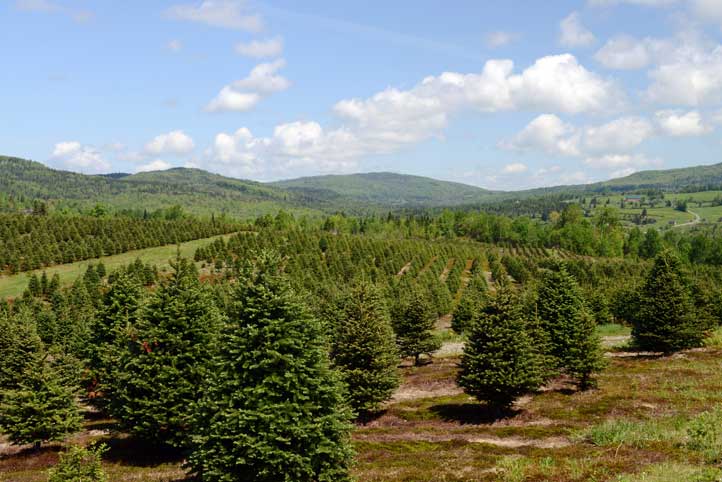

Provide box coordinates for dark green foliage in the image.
[0,356,82,447]
[452,274,488,334]
[392,288,441,365]
[330,281,400,414]
[188,252,354,482]
[47,444,108,482]
[0,308,44,394]
[109,258,222,447]
[633,250,706,352]
[457,287,543,409]
[536,264,605,388]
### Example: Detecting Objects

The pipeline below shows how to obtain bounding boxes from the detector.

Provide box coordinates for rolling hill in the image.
[3,155,722,218]
[271,172,495,207]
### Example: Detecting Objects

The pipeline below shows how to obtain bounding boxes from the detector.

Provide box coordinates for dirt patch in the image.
[396,261,412,277]
[602,335,631,348]
[434,342,464,358]
[439,259,455,282]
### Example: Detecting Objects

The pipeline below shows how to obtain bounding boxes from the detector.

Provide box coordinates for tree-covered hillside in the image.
[271,172,496,207]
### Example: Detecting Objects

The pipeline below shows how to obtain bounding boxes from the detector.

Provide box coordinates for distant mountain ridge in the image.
[2,155,722,217]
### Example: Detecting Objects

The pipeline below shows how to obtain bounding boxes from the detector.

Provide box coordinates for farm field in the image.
[3,327,721,482]
[0,233,237,299]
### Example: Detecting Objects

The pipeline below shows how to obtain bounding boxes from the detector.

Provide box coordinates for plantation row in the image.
[0,213,243,274]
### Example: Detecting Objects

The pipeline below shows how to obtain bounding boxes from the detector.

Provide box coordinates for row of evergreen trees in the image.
[0,213,241,274]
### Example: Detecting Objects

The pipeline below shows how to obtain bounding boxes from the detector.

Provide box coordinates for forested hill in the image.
[0,156,321,218]
[271,172,495,207]
[598,162,722,190]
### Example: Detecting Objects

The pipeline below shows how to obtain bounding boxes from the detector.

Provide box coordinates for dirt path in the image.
[353,430,570,448]
[396,261,412,277]
[417,256,438,277]
[439,258,455,282]
[483,270,496,292]
[673,210,701,229]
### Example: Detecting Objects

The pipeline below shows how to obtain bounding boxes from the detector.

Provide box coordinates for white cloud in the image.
[582,117,655,152]
[694,0,722,27]
[595,35,653,69]
[206,88,261,113]
[501,114,581,157]
[559,12,596,48]
[485,31,518,49]
[167,39,183,52]
[206,60,290,112]
[136,160,172,173]
[144,130,195,155]
[502,162,528,174]
[503,115,653,158]
[646,47,722,106]
[166,0,262,32]
[201,54,624,178]
[584,153,661,170]
[51,141,110,173]
[15,0,93,22]
[655,110,712,136]
[235,37,283,58]
[231,59,290,94]
[202,123,360,178]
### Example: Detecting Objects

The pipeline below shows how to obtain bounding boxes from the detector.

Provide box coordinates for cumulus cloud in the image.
[645,44,722,106]
[503,115,654,158]
[584,153,661,170]
[485,31,519,48]
[166,0,262,32]
[235,37,283,58]
[559,12,596,48]
[595,35,653,69]
[502,162,528,174]
[693,0,722,28]
[144,130,195,155]
[655,110,712,136]
[136,159,172,173]
[206,60,290,112]
[51,141,110,173]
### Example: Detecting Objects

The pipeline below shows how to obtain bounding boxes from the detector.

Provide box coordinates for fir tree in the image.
[633,250,705,352]
[188,252,353,482]
[536,263,605,388]
[0,308,44,395]
[457,287,543,409]
[392,288,441,365]
[47,444,108,482]
[109,258,222,447]
[330,280,400,415]
[452,274,488,334]
[0,357,82,449]
[27,273,40,297]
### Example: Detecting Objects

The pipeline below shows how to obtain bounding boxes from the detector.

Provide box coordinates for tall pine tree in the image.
[188,252,353,482]
[392,288,440,365]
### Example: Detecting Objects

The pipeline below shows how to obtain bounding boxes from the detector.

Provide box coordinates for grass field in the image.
[3,327,721,481]
[0,233,236,299]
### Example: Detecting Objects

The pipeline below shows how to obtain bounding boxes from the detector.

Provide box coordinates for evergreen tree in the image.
[27,273,40,297]
[47,444,108,482]
[0,308,44,395]
[457,287,543,409]
[536,263,605,388]
[633,250,705,352]
[48,273,60,295]
[330,280,400,414]
[188,252,353,482]
[0,357,82,449]
[452,274,488,334]
[392,288,441,365]
[109,258,222,447]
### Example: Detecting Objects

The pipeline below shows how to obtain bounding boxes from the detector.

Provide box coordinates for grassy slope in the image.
[0,233,235,299]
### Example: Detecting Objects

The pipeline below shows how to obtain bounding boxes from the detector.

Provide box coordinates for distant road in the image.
[673,210,701,229]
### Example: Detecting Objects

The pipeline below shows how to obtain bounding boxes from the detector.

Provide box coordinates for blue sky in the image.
[1,0,721,189]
